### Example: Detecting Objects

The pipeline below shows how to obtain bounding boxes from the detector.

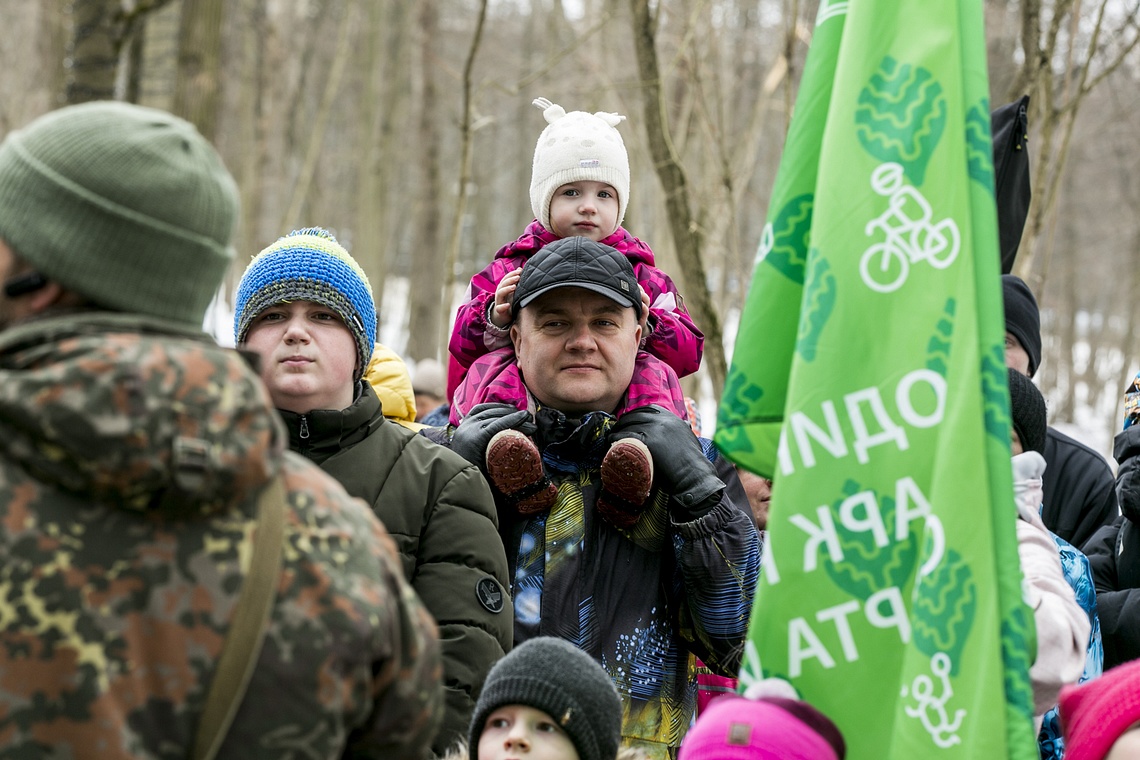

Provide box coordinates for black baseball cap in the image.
[511,236,642,319]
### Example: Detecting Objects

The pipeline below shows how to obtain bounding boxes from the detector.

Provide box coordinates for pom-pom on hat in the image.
[1009,367,1047,455]
[1059,658,1140,760]
[530,97,630,232]
[678,681,846,760]
[1002,274,1042,378]
[469,637,622,760]
[234,227,376,379]
[0,101,238,326]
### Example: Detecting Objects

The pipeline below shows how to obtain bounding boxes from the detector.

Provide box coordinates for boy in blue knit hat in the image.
[236,228,514,755]
[236,228,378,411]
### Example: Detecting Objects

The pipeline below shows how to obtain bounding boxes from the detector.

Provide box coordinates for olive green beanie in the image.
[0,101,238,326]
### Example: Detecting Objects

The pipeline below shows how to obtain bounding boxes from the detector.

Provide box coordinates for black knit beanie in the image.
[1002,274,1042,378]
[1008,368,1047,455]
[469,637,622,760]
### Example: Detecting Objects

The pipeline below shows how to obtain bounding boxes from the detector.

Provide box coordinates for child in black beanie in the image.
[468,637,624,760]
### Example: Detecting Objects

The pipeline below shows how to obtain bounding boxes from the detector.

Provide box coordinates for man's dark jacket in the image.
[279,382,512,755]
[441,407,759,759]
[1043,426,1118,550]
[1086,425,1140,669]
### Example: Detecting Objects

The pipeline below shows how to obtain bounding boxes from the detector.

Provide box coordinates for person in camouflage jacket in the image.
[0,102,443,758]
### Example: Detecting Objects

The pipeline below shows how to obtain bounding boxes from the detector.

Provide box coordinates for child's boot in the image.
[485,429,558,514]
[598,438,654,528]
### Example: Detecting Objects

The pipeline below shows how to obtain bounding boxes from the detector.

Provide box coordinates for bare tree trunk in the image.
[405,0,443,362]
[628,0,726,399]
[1008,0,1140,285]
[172,0,225,140]
[367,0,414,318]
[121,15,146,102]
[354,0,384,311]
[66,0,175,104]
[41,0,72,112]
[234,0,268,270]
[280,1,355,228]
[438,0,489,358]
[67,0,123,102]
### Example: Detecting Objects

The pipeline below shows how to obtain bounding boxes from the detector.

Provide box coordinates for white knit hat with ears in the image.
[529,97,630,231]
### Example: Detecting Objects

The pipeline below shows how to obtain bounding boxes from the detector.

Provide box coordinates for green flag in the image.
[714,0,1038,756]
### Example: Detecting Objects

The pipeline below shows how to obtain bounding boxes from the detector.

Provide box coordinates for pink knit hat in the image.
[1060,659,1140,760]
[678,694,846,760]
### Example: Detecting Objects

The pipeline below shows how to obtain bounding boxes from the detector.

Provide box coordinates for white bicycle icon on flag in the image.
[859,163,960,293]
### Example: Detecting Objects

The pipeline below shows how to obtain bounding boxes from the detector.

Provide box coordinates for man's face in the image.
[242,299,358,414]
[511,287,641,415]
[1005,330,1031,376]
[736,467,773,531]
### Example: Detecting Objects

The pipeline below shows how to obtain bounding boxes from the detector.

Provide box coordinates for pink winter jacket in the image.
[446,221,704,421]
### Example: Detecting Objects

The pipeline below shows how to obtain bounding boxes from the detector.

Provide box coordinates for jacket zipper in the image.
[299,415,310,453]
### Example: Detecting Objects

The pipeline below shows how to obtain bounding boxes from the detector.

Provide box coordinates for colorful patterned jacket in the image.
[0,312,443,759]
[441,408,759,759]
[1037,534,1102,760]
[446,221,704,415]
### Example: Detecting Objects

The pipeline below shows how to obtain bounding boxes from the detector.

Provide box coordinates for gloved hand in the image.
[450,403,537,470]
[612,405,725,520]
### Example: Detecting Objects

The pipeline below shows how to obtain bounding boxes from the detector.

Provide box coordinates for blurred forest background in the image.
[1,0,1138,457]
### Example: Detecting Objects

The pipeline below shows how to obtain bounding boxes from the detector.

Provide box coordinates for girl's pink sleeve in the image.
[447,257,521,400]
[636,263,704,378]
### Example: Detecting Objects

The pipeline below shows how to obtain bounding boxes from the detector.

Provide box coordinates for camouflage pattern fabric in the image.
[0,311,443,759]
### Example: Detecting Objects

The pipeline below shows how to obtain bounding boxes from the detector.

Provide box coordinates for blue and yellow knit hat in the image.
[234,227,376,378]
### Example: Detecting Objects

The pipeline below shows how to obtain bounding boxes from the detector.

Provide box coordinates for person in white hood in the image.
[1007,368,1095,739]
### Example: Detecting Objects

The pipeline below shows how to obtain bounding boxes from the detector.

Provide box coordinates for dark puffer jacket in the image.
[279,383,512,754]
[1042,426,1119,550]
[0,313,442,758]
[1086,425,1140,669]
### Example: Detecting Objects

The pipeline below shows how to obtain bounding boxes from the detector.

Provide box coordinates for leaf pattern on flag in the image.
[796,254,838,362]
[763,193,814,284]
[913,548,977,675]
[715,368,766,455]
[926,299,957,376]
[981,347,1014,449]
[965,100,996,192]
[855,56,947,185]
[822,482,919,600]
[1001,605,1037,728]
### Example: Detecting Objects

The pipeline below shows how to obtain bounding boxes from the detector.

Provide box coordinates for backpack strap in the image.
[191,475,287,760]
